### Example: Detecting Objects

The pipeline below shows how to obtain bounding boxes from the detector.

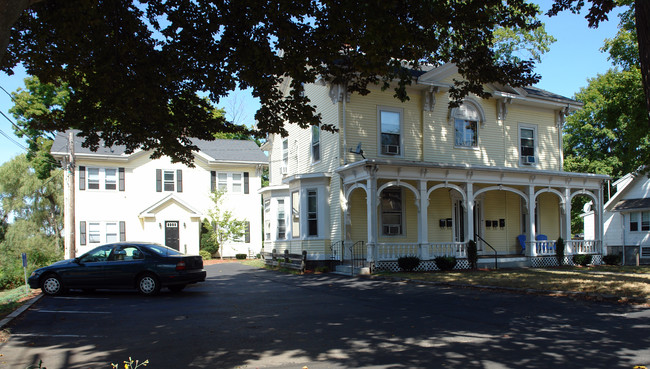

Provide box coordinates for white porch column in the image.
[366,177,378,263]
[564,188,572,248]
[419,180,429,260]
[528,185,536,257]
[466,183,474,242]
[597,186,604,256]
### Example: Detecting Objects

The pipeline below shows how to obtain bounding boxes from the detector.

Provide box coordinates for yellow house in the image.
[260,64,608,272]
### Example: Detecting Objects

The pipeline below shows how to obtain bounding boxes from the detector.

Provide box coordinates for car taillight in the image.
[176,261,186,271]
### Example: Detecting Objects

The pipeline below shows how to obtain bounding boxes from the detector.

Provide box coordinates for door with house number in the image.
[165,221,180,251]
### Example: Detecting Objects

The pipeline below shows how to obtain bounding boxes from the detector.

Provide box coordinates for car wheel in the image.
[137,273,160,295]
[41,274,64,296]
[168,284,186,293]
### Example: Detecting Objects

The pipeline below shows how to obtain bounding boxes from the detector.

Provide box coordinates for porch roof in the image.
[336,159,609,188]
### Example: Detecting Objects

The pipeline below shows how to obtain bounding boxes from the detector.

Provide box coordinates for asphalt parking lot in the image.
[1,262,650,368]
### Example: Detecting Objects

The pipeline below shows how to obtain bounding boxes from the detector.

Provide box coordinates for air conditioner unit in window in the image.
[383,225,401,235]
[383,145,400,155]
[280,166,288,174]
[522,156,536,165]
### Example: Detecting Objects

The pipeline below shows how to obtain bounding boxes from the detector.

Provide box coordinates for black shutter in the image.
[119,221,126,241]
[244,172,249,194]
[119,168,125,191]
[156,169,162,192]
[211,171,216,192]
[79,166,86,190]
[176,169,183,192]
[245,221,250,243]
[79,221,86,245]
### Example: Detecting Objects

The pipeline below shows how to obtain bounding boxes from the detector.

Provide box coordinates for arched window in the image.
[450,100,485,148]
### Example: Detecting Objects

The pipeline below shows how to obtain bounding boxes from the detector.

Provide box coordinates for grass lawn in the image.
[0,286,40,321]
[378,265,650,301]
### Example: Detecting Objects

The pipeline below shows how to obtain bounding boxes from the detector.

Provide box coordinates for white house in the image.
[261,63,608,272]
[583,170,650,265]
[51,131,268,258]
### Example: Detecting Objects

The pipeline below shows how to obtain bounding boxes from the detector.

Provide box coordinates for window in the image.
[311,125,320,162]
[232,173,243,193]
[519,125,537,165]
[218,173,228,191]
[292,191,300,238]
[79,245,112,263]
[307,190,318,236]
[105,222,118,243]
[282,139,289,171]
[163,170,175,191]
[379,108,402,155]
[215,172,245,193]
[89,222,101,243]
[631,212,639,231]
[452,102,482,148]
[277,199,286,239]
[381,188,403,236]
[88,168,100,189]
[264,200,271,240]
[105,169,117,190]
[643,212,650,231]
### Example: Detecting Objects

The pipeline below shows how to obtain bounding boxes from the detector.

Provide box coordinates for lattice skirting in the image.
[530,254,603,268]
[374,255,603,272]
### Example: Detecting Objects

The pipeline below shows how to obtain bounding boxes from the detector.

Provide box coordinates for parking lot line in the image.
[35,310,111,314]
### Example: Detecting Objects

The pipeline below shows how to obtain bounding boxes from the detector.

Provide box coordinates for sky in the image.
[0,1,625,166]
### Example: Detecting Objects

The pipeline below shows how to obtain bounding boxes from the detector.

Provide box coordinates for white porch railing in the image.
[375,242,468,261]
[376,243,420,261]
[427,242,467,258]
[531,240,601,256]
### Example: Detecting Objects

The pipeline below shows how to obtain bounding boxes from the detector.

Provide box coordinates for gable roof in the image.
[139,193,202,219]
[50,130,268,164]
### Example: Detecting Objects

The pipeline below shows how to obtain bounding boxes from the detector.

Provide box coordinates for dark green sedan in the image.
[28,242,206,295]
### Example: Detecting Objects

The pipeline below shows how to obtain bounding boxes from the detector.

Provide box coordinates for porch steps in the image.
[477,255,528,269]
[332,264,371,276]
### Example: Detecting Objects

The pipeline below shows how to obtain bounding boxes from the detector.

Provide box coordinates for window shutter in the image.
[245,221,250,243]
[80,221,86,245]
[211,171,216,192]
[156,169,162,192]
[79,166,86,190]
[119,221,126,241]
[119,168,125,191]
[244,172,249,194]
[176,169,183,192]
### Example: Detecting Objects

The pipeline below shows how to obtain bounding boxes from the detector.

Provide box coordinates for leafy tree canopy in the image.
[0,0,552,165]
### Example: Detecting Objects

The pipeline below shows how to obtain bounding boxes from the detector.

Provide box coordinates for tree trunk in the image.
[636,0,650,122]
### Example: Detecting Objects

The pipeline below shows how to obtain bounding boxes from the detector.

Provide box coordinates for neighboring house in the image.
[261,63,608,272]
[583,170,650,265]
[51,131,268,258]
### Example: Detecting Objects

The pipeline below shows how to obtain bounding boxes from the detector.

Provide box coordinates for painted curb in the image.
[0,294,43,330]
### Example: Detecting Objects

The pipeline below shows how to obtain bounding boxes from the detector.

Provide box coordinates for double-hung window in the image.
[105,222,118,243]
[80,167,124,191]
[381,188,403,236]
[519,124,537,165]
[452,101,482,148]
[282,139,289,172]
[88,222,101,243]
[163,170,176,191]
[264,200,271,240]
[379,107,402,156]
[311,125,321,162]
[87,168,100,189]
[631,211,650,232]
[307,190,318,236]
[104,169,117,190]
[277,199,286,240]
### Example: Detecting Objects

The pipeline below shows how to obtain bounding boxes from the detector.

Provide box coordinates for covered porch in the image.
[337,159,608,271]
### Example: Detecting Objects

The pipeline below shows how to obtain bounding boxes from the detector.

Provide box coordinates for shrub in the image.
[555,237,565,266]
[199,231,219,256]
[397,256,421,272]
[235,253,247,260]
[467,240,478,269]
[603,254,621,266]
[315,266,329,273]
[434,256,457,271]
[572,254,593,267]
[199,250,211,260]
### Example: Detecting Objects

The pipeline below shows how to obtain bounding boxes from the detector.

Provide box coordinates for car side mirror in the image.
[74,257,83,265]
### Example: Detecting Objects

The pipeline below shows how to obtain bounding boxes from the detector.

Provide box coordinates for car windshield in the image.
[144,244,183,256]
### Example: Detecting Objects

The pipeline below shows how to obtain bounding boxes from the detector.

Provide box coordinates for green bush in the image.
[315,266,329,273]
[199,250,211,260]
[434,256,457,271]
[555,237,565,266]
[397,256,421,272]
[572,254,593,267]
[235,253,247,260]
[603,254,621,266]
[199,231,219,256]
[467,240,478,269]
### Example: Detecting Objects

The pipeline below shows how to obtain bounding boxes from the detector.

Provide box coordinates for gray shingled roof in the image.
[611,198,650,212]
[51,130,268,164]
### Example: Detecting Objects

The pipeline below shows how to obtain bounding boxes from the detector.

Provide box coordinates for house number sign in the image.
[166,222,178,228]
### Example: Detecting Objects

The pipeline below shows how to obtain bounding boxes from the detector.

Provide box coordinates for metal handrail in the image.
[349,240,366,276]
[474,234,498,269]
